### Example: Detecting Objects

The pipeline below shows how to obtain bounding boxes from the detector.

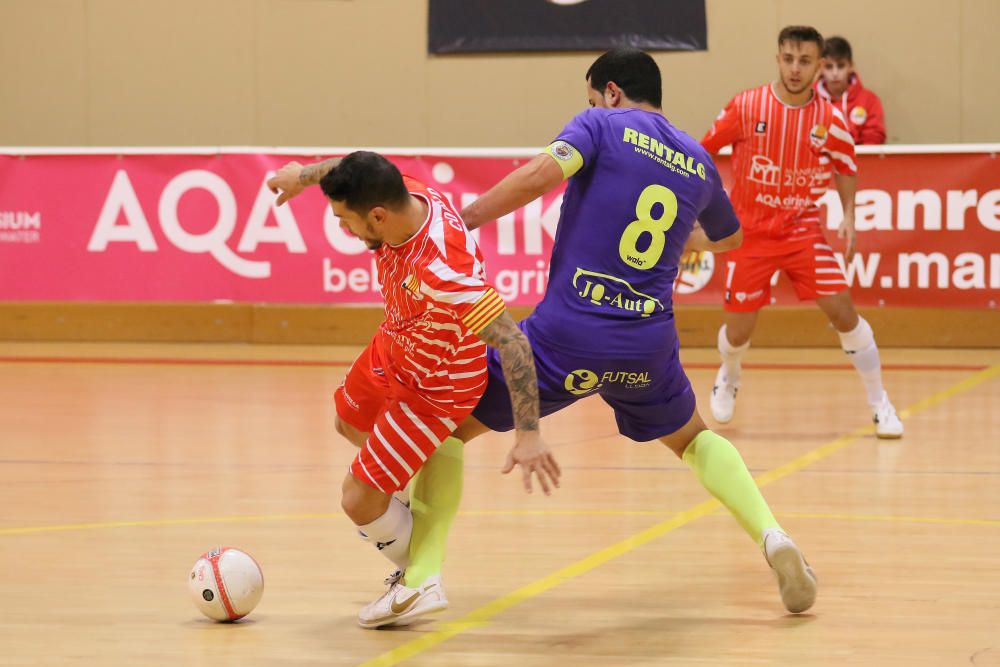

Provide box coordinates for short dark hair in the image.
[823,36,853,62]
[319,151,410,214]
[778,25,824,52]
[585,49,662,109]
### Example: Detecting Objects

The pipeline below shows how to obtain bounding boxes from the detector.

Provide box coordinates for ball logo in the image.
[809,124,828,148]
[564,369,600,395]
[850,106,868,125]
[675,251,715,294]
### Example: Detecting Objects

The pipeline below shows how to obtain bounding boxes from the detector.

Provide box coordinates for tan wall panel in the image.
[961,0,1000,142]
[664,0,780,139]
[1,0,997,148]
[250,304,383,345]
[0,303,996,348]
[425,53,591,148]
[0,303,252,342]
[86,0,256,145]
[0,0,89,145]
[254,0,429,147]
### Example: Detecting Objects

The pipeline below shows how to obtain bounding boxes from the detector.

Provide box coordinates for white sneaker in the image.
[762,528,817,614]
[710,366,739,423]
[358,570,448,629]
[873,393,904,439]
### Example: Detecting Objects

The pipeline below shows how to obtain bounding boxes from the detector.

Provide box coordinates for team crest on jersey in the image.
[401,274,424,300]
[809,124,828,148]
[754,121,767,134]
[849,106,868,125]
[551,140,575,161]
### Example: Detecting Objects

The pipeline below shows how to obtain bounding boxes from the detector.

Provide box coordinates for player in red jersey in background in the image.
[699,25,903,438]
[816,36,887,145]
[267,152,560,626]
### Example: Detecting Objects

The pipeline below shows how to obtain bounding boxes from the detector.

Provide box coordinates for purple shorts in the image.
[471,316,696,442]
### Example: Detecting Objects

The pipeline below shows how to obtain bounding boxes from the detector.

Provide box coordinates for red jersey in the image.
[701,84,857,254]
[816,72,886,145]
[373,176,505,412]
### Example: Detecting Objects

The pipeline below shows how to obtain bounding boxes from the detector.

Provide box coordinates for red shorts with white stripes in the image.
[721,238,849,312]
[334,340,480,493]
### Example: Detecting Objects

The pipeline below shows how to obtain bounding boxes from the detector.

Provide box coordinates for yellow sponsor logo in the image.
[622,127,706,180]
[572,267,664,317]
[564,369,601,395]
[564,368,653,395]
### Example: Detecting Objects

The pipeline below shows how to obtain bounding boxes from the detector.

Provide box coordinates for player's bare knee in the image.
[826,306,859,333]
[726,327,752,348]
[817,292,859,332]
[334,416,365,448]
[723,314,757,347]
[661,410,707,458]
[340,492,368,524]
[452,416,490,444]
[341,474,389,525]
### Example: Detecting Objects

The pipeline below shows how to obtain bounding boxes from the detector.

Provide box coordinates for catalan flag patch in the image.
[460,287,506,334]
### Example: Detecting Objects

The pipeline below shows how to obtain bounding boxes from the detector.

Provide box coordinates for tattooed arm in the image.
[266,157,342,206]
[477,310,560,494]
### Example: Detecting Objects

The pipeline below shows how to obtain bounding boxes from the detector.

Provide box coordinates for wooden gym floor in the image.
[1,342,998,666]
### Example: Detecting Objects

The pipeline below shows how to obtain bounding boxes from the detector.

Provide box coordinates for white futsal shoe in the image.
[762,528,817,614]
[358,570,448,629]
[710,366,739,424]
[872,392,904,439]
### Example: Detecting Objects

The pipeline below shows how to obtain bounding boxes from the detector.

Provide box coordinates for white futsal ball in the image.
[188,547,264,622]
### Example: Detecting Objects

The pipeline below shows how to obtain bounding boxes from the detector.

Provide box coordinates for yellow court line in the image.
[359,362,1000,667]
[0,513,342,536]
[460,508,672,517]
[0,509,689,537]
[5,508,1000,538]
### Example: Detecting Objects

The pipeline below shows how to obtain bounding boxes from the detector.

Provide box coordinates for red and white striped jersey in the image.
[372,176,505,412]
[702,83,857,254]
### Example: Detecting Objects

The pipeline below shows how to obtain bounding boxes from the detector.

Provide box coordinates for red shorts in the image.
[334,340,482,493]
[721,239,849,312]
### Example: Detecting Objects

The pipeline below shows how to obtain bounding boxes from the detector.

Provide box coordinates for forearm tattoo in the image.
[299,158,342,186]
[478,312,540,432]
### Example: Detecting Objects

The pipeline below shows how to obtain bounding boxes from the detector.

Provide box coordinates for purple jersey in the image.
[532,107,740,357]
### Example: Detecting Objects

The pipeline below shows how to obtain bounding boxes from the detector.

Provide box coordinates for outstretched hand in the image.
[267,161,305,206]
[502,431,561,495]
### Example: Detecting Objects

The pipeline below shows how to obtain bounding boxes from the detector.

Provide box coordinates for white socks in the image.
[837,316,886,407]
[718,325,750,385]
[718,319,887,409]
[357,497,412,570]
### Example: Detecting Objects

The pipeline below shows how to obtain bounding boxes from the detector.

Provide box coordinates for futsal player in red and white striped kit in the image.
[267,151,560,625]
[699,26,903,438]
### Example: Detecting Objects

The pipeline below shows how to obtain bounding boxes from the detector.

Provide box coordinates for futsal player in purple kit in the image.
[359,49,818,627]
